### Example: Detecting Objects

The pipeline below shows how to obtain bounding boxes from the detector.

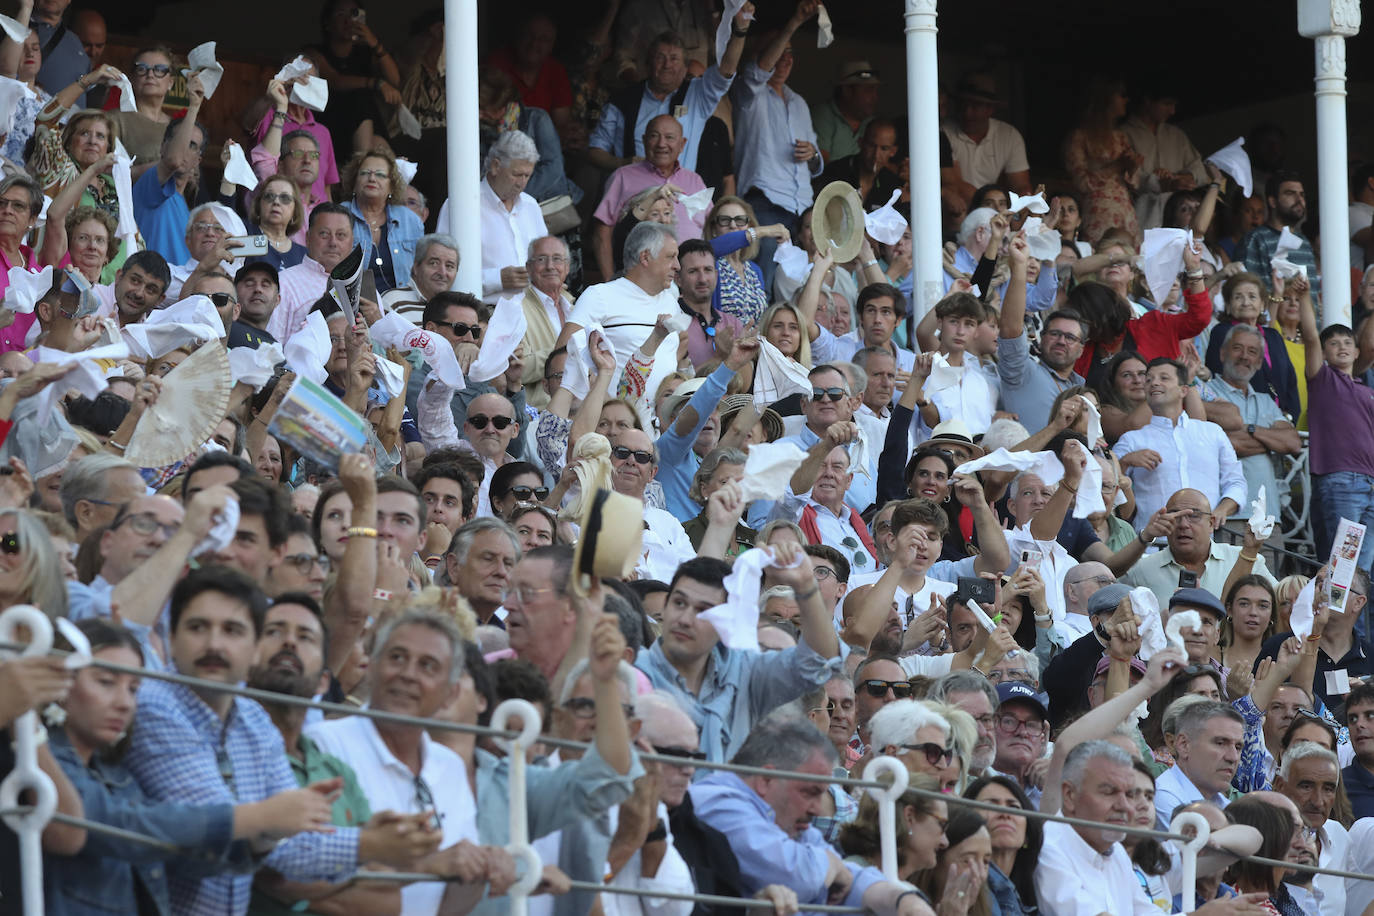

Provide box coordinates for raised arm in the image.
[326,454,380,671]
[1000,232,1029,337]
[771,539,838,658]
[959,475,1009,576]
[259,80,290,160]
[0,0,31,78]
[566,332,616,462]
[757,0,819,73]
[716,1,754,78]
[1296,274,1322,379]
[788,421,854,494]
[796,247,833,341]
[41,151,115,268]
[157,73,205,185]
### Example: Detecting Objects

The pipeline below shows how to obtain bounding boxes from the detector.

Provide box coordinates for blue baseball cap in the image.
[995,680,1048,720]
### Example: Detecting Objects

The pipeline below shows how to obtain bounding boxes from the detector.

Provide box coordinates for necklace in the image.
[1281,326,1302,343]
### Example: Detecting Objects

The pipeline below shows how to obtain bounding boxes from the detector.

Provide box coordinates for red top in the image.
[486,46,573,112]
[1074,287,1212,377]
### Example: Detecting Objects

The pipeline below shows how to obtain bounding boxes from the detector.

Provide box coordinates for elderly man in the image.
[637,547,842,762]
[815,118,902,209]
[518,235,575,408]
[132,90,208,265]
[270,203,356,342]
[459,392,522,514]
[770,441,876,572]
[927,670,999,780]
[690,717,936,916]
[308,607,519,916]
[1202,323,1301,520]
[98,250,170,325]
[379,232,460,323]
[593,114,706,279]
[853,347,896,428]
[1153,700,1244,828]
[1042,583,1142,729]
[1121,488,1275,608]
[942,72,1031,200]
[474,131,547,304]
[591,20,748,176]
[608,427,695,580]
[59,453,146,544]
[558,222,680,384]
[165,202,251,301]
[992,682,1048,803]
[230,262,280,348]
[812,62,882,164]
[445,518,519,627]
[505,545,583,683]
[1274,741,1348,916]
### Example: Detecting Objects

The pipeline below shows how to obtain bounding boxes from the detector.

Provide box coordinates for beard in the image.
[871,631,902,657]
[247,653,318,699]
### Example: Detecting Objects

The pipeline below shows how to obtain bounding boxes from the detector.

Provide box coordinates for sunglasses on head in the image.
[467,414,513,430]
[611,445,653,465]
[450,321,482,339]
[861,678,914,699]
[508,485,550,502]
[811,387,846,402]
[901,742,955,767]
[0,532,18,555]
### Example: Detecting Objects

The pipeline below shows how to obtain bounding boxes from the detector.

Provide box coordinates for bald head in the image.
[1063,561,1113,616]
[72,9,106,66]
[637,692,698,745]
[1165,488,1214,562]
[644,115,686,172]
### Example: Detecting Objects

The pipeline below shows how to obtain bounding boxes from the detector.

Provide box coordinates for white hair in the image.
[1062,738,1133,787]
[1278,740,1340,781]
[635,689,695,722]
[868,699,950,750]
[982,418,1030,453]
[958,207,998,248]
[623,221,676,269]
[415,232,460,265]
[484,130,539,174]
[527,235,570,261]
[759,585,795,610]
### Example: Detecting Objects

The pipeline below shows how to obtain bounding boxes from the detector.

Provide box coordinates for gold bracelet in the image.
[1239,552,1257,562]
[346,526,378,539]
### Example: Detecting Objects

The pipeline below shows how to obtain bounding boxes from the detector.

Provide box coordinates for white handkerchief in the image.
[227,342,284,389]
[397,104,422,140]
[184,41,224,99]
[661,313,691,334]
[468,294,528,383]
[1008,191,1049,215]
[1250,485,1275,539]
[1271,257,1306,280]
[0,76,33,137]
[290,76,328,113]
[205,202,246,238]
[1206,137,1252,198]
[190,493,239,559]
[283,310,332,383]
[817,3,834,47]
[699,547,805,650]
[679,186,714,220]
[274,55,314,82]
[1130,587,1168,660]
[954,446,1060,481]
[772,241,812,286]
[53,617,92,669]
[1290,577,1317,640]
[924,352,963,393]
[2,265,51,313]
[0,14,26,43]
[114,72,136,113]
[753,337,811,406]
[373,356,406,401]
[223,141,258,190]
[563,324,614,402]
[967,600,999,633]
[865,188,907,245]
[1072,441,1106,519]
[1078,395,1104,446]
[1141,228,1193,307]
[396,157,418,186]
[369,311,464,389]
[714,0,747,66]
[111,140,138,245]
[737,441,808,505]
[849,427,873,482]
[1020,216,1063,261]
[29,341,131,418]
[1165,609,1203,654]
[121,317,220,359]
[1275,226,1302,258]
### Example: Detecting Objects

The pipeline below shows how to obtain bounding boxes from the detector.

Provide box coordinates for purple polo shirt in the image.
[253,108,340,210]
[593,160,706,243]
[1308,363,1374,477]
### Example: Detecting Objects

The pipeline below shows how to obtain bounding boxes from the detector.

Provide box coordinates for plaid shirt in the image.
[124,680,359,916]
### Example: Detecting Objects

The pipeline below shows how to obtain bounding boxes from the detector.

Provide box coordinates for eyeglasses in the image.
[714,214,750,228]
[449,321,482,339]
[413,775,444,830]
[357,168,389,180]
[286,149,322,162]
[133,62,171,77]
[996,713,1043,736]
[282,552,330,575]
[1041,329,1083,344]
[861,678,914,699]
[1174,509,1211,524]
[115,512,179,539]
[260,191,295,205]
[652,744,707,765]
[813,565,837,581]
[611,445,653,465]
[507,485,550,503]
[511,583,557,606]
[563,696,635,720]
[1293,824,1318,843]
[191,222,225,235]
[986,669,1034,685]
[530,255,568,266]
[900,742,955,767]
[0,198,31,214]
[466,414,513,430]
[810,387,847,402]
[810,700,836,716]
[209,292,237,308]
[1068,575,1116,589]
[0,532,18,555]
[544,370,564,382]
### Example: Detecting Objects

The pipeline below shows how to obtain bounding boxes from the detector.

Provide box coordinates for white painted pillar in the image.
[445,0,482,295]
[1299,0,1360,327]
[904,0,942,320]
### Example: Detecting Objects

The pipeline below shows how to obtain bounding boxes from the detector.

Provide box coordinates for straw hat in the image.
[811,181,866,263]
[123,341,232,469]
[718,393,783,443]
[925,418,985,460]
[571,488,644,594]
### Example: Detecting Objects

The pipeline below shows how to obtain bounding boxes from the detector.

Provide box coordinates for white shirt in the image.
[1315,818,1347,916]
[602,801,695,916]
[531,284,573,327]
[637,504,696,582]
[568,276,680,398]
[942,118,1030,189]
[473,180,548,303]
[1343,817,1374,916]
[926,357,999,435]
[305,715,479,916]
[1056,612,1094,644]
[1034,820,1158,916]
[1152,761,1228,830]
[771,489,875,576]
[1115,413,1247,532]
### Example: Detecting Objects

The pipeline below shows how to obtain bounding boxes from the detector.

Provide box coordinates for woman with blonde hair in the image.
[1273,574,1309,636]
[0,506,69,618]
[1063,76,1141,246]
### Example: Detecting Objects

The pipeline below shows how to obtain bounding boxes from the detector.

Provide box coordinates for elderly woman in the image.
[682,447,753,556]
[112,46,177,171]
[705,195,788,326]
[1204,271,1301,420]
[0,174,47,353]
[341,148,423,292]
[243,175,307,270]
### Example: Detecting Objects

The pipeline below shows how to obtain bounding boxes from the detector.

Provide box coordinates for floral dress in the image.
[715,257,768,327]
[1064,128,1140,247]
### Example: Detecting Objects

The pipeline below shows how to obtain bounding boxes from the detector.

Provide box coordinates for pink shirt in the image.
[253,109,339,213]
[269,256,329,343]
[593,160,706,244]
[0,245,40,353]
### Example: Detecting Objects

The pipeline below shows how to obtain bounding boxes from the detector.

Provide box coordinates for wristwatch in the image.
[1246,423,1256,436]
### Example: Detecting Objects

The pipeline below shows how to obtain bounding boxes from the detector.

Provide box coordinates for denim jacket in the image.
[45,729,248,915]
[344,199,424,287]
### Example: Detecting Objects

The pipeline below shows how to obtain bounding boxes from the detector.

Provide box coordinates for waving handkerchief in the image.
[1249,485,1275,539]
[1271,228,1306,279]
[1008,191,1049,215]
[205,202,246,238]
[1130,587,1168,660]
[1165,609,1203,655]
[184,41,224,99]
[714,0,749,67]
[29,342,131,417]
[290,76,328,112]
[679,186,714,220]
[283,310,332,383]
[1271,257,1306,280]
[112,71,136,112]
[816,3,834,47]
[111,140,138,244]
[223,141,258,190]
[190,492,239,559]
[0,14,26,43]
[3,265,51,314]
[753,337,811,406]
[274,55,314,82]
[563,325,615,401]
[737,441,808,504]
[0,76,33,137]
[849,427,873,482]
[772,241,812,286]
[1078,395,1104,446]
[699,547,805,650]
[372,356,406,401]
[397,105,422,141]
[660,313,691,334]
[370,310,465,388]
[955,446,1062,482]
[122,313,222,359]
[396,157,418,186]
[923,352,964,394]
[1206,137,1252,198]
[468,294,528,382]
[1020,217,1062,261]
[1289,576,1318,640]
[1066,438,1106,519]
[227,342,284,389]
[1141,228,1193,307]
[865,188,906,245]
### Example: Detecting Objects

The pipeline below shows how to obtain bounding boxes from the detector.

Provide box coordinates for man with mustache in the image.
[1152,700,1244,829]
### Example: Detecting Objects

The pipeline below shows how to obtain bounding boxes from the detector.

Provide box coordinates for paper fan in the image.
[123,341,233,469]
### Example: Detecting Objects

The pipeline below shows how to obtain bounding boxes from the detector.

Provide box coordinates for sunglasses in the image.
[652,744,707,763]
[209,292,237,308]
[714,214,750,227]
[449,321,482,339]
[0,532,18,555]
[413,775,445,830]
[133,62,171,77]
[260,191,295,205]
[507,485,550,502]
[466,414,513,430]
[861,678,914,699]
[611,445,654,465]
[901,742,955,767]
[810,387,846,402]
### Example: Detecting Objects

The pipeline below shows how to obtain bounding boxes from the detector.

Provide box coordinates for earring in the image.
[41,703,67,727]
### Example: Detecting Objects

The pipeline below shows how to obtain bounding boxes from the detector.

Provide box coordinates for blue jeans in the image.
[1313,470,1374,573]
[742,189,802,298]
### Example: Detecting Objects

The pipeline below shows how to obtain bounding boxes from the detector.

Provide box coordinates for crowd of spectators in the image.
[0,1,1373,915]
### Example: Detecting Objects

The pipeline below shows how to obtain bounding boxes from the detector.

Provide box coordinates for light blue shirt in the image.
[1200,377,1287,519]
[67,576,167,672]
[132,168,190,266]
[1153,759,1228,831]
[657,362,734,522]
[690,771,885,906]
[732,62,822,215]
[635,638,843,763]
[945,245,1058,310]
[343,200,424,288]
[589,67,733,173]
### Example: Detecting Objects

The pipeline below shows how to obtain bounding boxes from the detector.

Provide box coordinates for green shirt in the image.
[246,733,371,916]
